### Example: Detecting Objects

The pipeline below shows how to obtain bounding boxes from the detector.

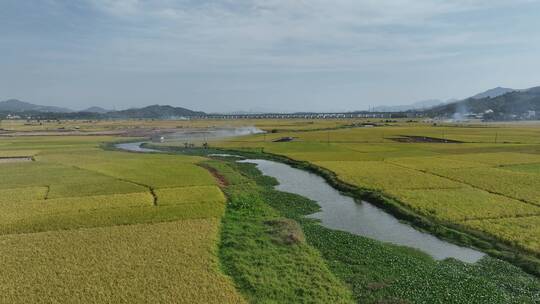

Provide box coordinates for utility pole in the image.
[494,132,498,144]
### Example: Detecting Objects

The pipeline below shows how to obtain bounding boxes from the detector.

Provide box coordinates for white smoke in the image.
[164,126,265,142]
[452,103,469,122]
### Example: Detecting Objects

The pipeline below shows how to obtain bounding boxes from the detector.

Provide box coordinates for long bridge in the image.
[200,112,422,120]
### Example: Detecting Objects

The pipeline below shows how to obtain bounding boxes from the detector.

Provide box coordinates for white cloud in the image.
[79,0,538,73]
[4,0,539,112]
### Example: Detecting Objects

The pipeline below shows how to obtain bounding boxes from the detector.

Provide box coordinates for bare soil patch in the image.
[389,135,463,143]
[0,157,33,163]
[199,164,229,187]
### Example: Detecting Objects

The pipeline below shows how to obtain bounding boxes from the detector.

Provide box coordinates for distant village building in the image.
[6,114,21,120]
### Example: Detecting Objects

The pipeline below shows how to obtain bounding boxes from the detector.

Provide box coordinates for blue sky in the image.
[1,0,540,112]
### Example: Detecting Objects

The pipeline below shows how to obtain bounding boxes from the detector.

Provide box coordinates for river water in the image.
[115,142,160,153]
[116,141,485,263]
[239,159,485,263]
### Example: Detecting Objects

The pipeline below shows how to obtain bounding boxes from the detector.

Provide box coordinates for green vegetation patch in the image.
[227,159,540,303]
[210,161,355,304]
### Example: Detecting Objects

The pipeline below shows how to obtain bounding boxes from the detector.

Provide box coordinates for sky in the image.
[1,0,540,113]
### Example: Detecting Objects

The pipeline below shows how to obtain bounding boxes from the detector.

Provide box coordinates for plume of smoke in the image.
[452,103,469,122]
[164,126,265,142]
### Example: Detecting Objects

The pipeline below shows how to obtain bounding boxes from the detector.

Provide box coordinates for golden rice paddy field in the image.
[0,136,245,303]
[217,121,540,255]
[2,120,540,303]
[0,118,359,133]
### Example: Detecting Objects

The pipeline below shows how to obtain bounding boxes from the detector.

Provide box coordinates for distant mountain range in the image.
[427,86,540,119]
[0,99,72,113]
[0,100,205,119]
[108,105,205,119]
[81,106,110,114]
[372,99,453,112]
[373,87,517,113]
[470,87,515,99]
[2,85,538,121]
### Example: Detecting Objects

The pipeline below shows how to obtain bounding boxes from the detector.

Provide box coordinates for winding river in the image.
[116,141,485,263]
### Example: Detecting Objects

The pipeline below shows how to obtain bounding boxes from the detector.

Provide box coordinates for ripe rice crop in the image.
[315,160,463,190]
[443,152,540,166]
[387,156,486,171]
[434,167,540,206]
[0,192,154,230]
[390,188,540,222]
[155,186,226,206]
[463,216,540,254]
[286,151,382,162]
[0,187,48,203]
[101,161,217,188]
[0,150,38,157]
[48,180,146,198]
[0,219,246,304]
[0,163,147,198]
[500,163,540,175]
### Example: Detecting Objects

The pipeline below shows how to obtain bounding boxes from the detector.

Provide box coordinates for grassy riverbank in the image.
[204,160,355,303]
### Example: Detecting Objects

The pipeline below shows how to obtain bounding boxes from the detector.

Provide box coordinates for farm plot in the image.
[433,167,540,206]
[0,150,38,157]
[42,150,216,188]
[386,156,486,171]
[265,142,442,162]
[0,219,245,304]
[155,186,226,206]
[0,192,154,234]
[500,163,540,175]
[0,162,146,198]
[463,216,540,254]
[0,136,245,303]
[0,149,225,235]
[0,187,49,203]
[314,161,463,190]
[391,188,540,222]
[443,152,540,166]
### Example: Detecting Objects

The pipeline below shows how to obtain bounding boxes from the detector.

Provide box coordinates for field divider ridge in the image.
[69,165,158,206]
